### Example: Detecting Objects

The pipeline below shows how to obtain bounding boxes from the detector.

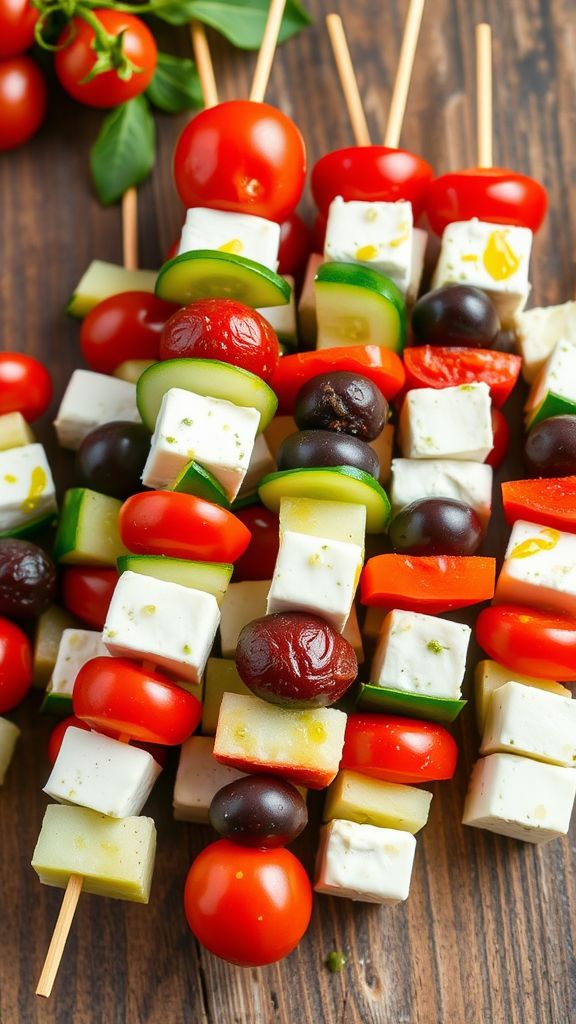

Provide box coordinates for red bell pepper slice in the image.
[403,347,521,407]
[360,554,496,614]
[502,477,576,533]
[341,713,458,784]
[270,345,405,413]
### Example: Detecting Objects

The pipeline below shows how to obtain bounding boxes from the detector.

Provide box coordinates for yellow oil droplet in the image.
[20,465,46,514]
[219,238,244,255]
[356,244,379,261]
[4,474,16,484]
[510,528,560,559]
[482,230,520,281]
[461,253,479,263]
[235,871,244,880]
[388,227,410,249]
[74,835,87,850]
[99,842,119,854]
[307,720,327,745]
[534,804,547,820]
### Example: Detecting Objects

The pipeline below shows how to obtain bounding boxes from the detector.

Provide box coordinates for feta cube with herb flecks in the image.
[494,519,576,616]
[54,370,140,451]
[481,682,576,768]
[370,609,470,700]
[399,382,493,461]
[314,819,416,903]
[515,301,576,383]
[324,197,414,295]
[178,207,280,271]
[0,444,57,532]
[390,458,493,523]
[524,337,576,427]
[49,628,110,699]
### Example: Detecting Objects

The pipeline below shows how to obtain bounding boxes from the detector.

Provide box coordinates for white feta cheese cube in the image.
[371,609,470,699]
[44,727,161,818]
[481,681,576,767]
[0,444,57,532]
[219,580,270,658]
[399,383,493,461]
[495,520,576,616]
[258,276,297,347]
[49,629,110,698]
[0,717,19,786]
[525,337,576,425]
[298,253,323,345]
[474,659,570,734]
[515,301,576,383]
[408,228,428,304]
[314,819,416,903]
[173,735,245,823]
[178,207,280,271]
[324,197,414,295]
[236,434,276,500]
[141,387,260,501]
[390,458,493,523]
[431,219,532,326]
[103,571,220,683]
[462,752,576,843]
[266,530,363,632]
[54,370,140,451]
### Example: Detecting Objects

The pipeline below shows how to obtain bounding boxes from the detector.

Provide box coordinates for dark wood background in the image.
[1,0,576,1021]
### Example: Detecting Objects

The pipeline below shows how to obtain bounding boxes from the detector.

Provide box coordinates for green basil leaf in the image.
[151,0,312,48]
[90,96,155,206]
[146,53,203,112]
[149,0,197,24]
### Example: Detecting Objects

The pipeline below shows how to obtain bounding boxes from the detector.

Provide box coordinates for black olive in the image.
[0,539,57,618]
[277,430,379,478]
[411,285,500,348]
[209,774,308,848]
[294,371,387,440]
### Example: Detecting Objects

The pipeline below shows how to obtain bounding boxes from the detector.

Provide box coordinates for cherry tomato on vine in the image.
[80,292,177,374]
[184,839,313,966]
[0,56,47,151]
[0,352,52,420]
[426,168,548,235]
[119,491,251,563]
[173,100,306,224]
[311,146,433,218]
[61,567,118,629]
[476,604,576,681]
[232,506,280,581]
[0,0,38,58]
[0,616,32,712]
[54,11,157,109]
[277,212,312,278]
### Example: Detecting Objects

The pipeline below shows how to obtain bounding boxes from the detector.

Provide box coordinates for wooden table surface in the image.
[1,0,576,1021]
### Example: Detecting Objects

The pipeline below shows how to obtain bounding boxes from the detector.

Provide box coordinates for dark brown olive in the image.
[236,611,358,708]
[411,285,500,348]
[294,371,387,441]
[389,498,483,556]
[76,421,151,499]
[209,774,308,848]
[277,430,380,478]
[524,415,576,477]
[0,539,57,618]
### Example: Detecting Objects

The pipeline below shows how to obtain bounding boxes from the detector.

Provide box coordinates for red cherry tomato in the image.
[485,408,510,470]
[184,839,312,966]
[311,146,434,219]
[0,0,38,58]
[54,11,157,109]
[80,292,177,374]
[426,168,548,235]
[61,567,118,629]
[501,476,576,534]
[119,491,251,563]
[47,714,167,766]
[233,506,280,581]
[0,56,47,151]
[341,713,458,784]
[402,348,521,409]
[73,656,201,744]
[0,616,32,712]
[173,100,306,224]
[476,604,576,681]
[0,352,52,420]
[277,212,312,278]
[271,345,406,414]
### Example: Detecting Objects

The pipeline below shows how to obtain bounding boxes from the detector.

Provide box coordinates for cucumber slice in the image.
[155,250,291,309]
[137,358,277,433]
[230,491,259,510]
[53,489,127,566]
[258,467,391,534]
[67,261,157,318]
[279,496,366,548]
[170,461,230,509]
[356,683,467,724]
[113,359,156,384]
[117,555,233,606]
[315,262,406,352]
[0,512,57,540]
[40,692,72,716]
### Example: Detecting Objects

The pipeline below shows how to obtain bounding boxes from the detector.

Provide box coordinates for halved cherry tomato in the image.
[402,347,521,408]
[0,56,47,151]
[47,714,167,766]
[0,0,38,58]
[61,567,118,629]
[0,352,52,421]
[173,100,306,224]
[232,506,280,581]
[119,491,251,562]
[271,345,405,414]
[73,656,201,744]
[80,292,177,374]
[485,408,510,470]
[184,839,312,966]
[502,477,576,533]
[426,168,548,235]
[278,212,312,279]
[360,555,496,614]
[341,713,458,784]
[476,604,576,681]
[0,616,32,712]
[311,146,433,219]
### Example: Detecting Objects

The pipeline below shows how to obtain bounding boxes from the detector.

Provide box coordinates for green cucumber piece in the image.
[171,461,230,509]
[53,489,127,566]
[155,250,291,309]
[356,683,467,724]
[117,555,233,606]
[0,512,57,540]
[258,467,391,534]
[315,262,406,352]
[40,691,73,716]
[526,391,576,429]
[231,490,259,510]
[136,358,277,433]
[67,261,157,318]
[33,606,78,690]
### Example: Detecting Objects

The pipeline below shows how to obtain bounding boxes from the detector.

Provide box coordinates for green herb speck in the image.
[427,639,448,654]
[325,951,347,973]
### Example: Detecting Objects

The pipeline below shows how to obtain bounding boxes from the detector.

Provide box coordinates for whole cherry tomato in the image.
[0,56,47,151]
[173,100,306,224]
[232,506,280,581]
[0,616,32,712]
[277,212,312,278]
[311,146,433,218]
[61,567,118,629]
[80,292,177,374]
[119,491,251,563]
[341,713,458,784]
[476,605,576,681]
[485,408,510,470]
[0,352,52,420]
[47,714,167,766]
[184,839,312,966]
[0,0,38,58]
[54,11,157,109]
[160,299,280,382]
[426,168,548,235]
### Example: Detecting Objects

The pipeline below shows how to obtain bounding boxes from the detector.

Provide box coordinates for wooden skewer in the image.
[190,20,219,108]
[476,22,493,168]
[383,0,426,148]
[326,14,371,146]
[36,873,83,998]
[122,187,138,271]
[249,0,287,103]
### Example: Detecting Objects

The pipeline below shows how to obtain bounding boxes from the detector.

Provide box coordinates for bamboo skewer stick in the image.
[476,22,493,168]
[326,14,371,146]
[249,0,287,103]
[191,20,219,108]
[36,873,83,998]
[122,187,139,271]
[383,0,425,148]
